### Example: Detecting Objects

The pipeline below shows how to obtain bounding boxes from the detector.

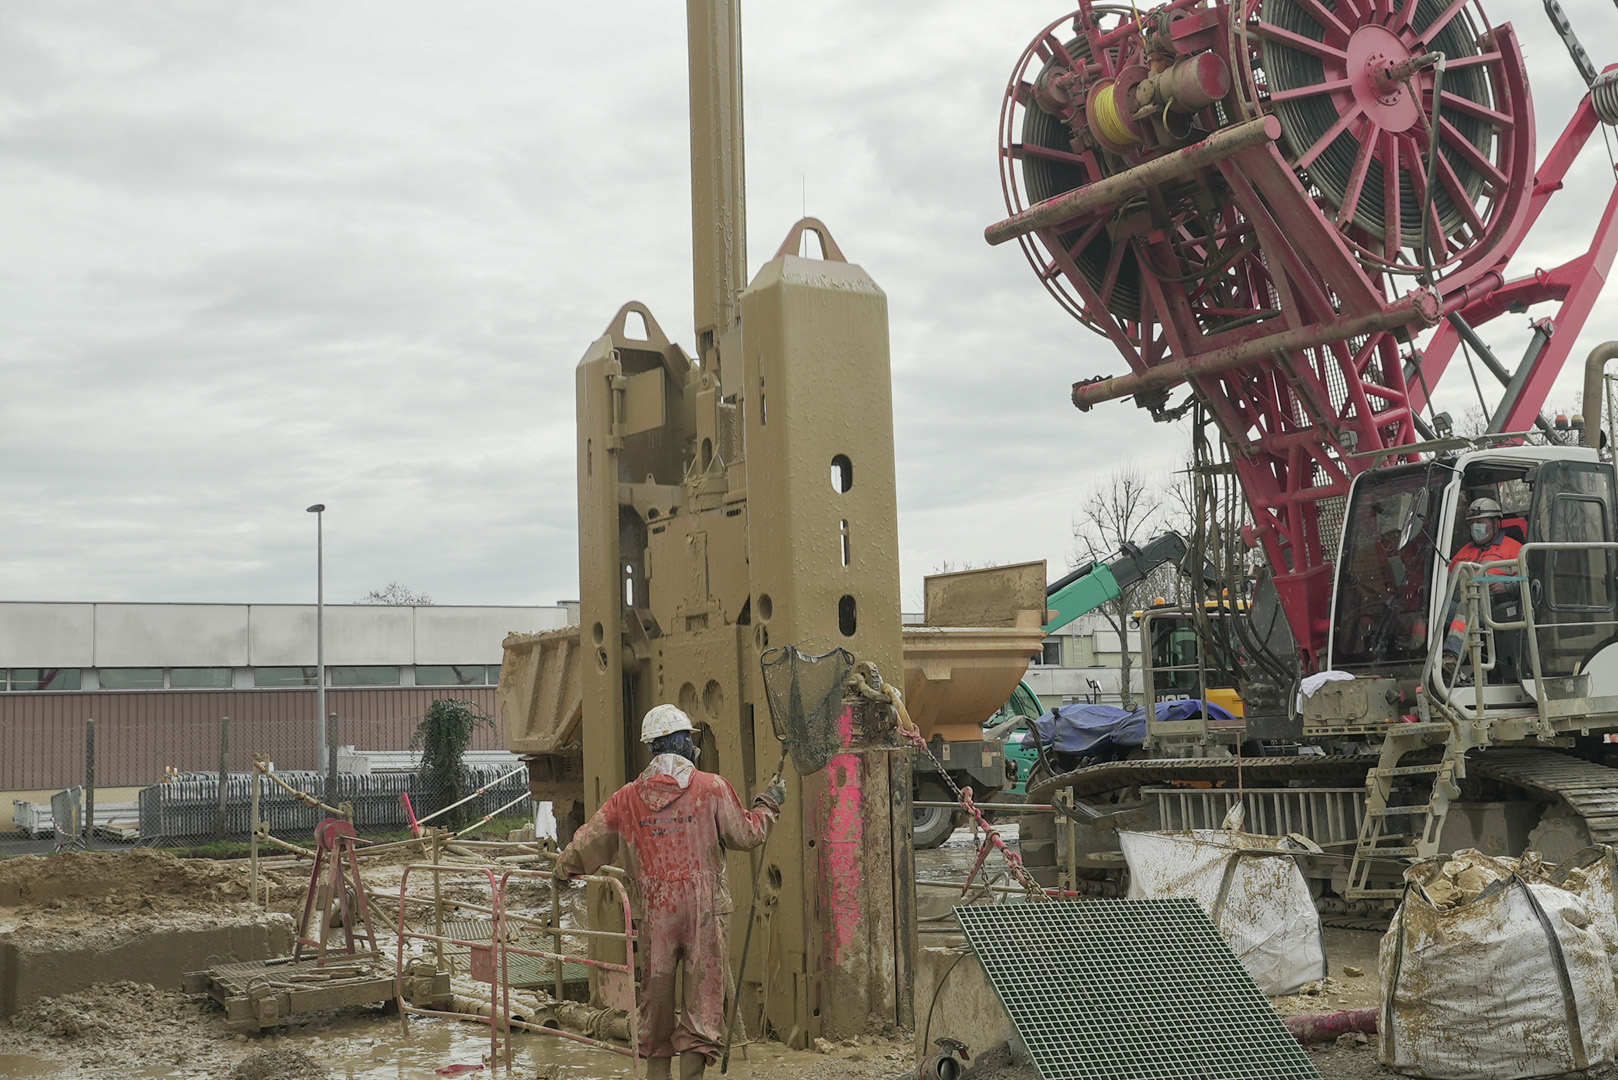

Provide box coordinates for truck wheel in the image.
[914,782,957,849]
[914,803,955,849]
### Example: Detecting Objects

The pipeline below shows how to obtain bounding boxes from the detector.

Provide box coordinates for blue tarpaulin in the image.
[1032,700,1237,756]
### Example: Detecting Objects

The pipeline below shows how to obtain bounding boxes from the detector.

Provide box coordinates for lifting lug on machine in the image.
[989,0,1618,667]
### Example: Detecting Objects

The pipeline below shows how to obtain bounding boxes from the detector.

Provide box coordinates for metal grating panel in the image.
[440,918,591,988]
[954,899,1322,1080]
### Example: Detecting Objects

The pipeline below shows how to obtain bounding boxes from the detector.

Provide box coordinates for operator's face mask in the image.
[1470,520,1494,544]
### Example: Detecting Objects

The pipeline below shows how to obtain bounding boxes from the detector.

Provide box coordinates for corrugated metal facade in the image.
[0,687,505,790]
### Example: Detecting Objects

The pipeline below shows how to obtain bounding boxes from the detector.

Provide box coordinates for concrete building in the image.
[0,601,571,830]
[1022,611,1145,707]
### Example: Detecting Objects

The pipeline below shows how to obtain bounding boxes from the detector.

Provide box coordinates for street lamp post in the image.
[306,504,326,778]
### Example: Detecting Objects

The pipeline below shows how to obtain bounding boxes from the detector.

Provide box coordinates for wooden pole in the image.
[432,829,445,971]
[84,718,96,851]
[250,757,263,907]
[326,712,339,807]
[216,716,231,840]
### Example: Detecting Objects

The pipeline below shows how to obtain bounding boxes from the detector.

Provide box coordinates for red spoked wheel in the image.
[997,0,1533,337]
[1243,0,1532,284]
[998,11,1282,349]
[996,12,1113,331]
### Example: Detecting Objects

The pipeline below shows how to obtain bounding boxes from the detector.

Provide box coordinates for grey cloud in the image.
[5,0,1618,616]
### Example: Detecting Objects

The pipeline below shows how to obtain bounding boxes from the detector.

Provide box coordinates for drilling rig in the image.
[988,0,1618,902]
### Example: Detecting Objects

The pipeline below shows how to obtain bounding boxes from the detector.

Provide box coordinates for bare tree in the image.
[1072,466,1164,709]
[359,582,434,605]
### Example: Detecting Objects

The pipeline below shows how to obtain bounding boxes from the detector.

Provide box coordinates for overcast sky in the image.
[2,1,1615,614]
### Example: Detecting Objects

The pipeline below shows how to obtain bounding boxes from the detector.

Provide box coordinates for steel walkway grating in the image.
[954,899,1322,1080]
[440,917,591,988]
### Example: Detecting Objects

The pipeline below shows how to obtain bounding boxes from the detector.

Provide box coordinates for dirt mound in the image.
[231,1049,332,1080]
[9,980,210,1038]
[3,980,237,1075]
[0,847,254,912]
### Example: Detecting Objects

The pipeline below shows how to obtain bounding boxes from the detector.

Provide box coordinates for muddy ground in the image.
[0,830,1582,1079]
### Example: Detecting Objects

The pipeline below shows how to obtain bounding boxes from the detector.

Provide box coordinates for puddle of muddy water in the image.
[0,1053,64,1078]
[105,1017,629,1080]
[99,1012,827,1080]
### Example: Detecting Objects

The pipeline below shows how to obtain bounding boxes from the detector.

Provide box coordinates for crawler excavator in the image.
[989,0,1618,904]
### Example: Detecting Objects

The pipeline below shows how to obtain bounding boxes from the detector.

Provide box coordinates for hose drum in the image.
[1593,69,1618,126]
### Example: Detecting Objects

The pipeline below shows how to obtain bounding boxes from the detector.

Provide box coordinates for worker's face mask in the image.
[1470,521,1493,544]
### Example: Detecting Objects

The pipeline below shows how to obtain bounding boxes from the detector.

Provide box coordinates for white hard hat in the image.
[640,703,696,743]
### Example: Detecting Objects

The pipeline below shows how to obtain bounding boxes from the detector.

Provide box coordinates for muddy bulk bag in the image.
[1525,846,1618,981]
[1119,828,1326,995]
[1380,850,1618,1079]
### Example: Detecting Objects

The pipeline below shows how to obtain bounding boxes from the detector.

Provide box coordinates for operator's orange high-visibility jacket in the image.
[1444,534,1524,646]
[1449,534,1523,572]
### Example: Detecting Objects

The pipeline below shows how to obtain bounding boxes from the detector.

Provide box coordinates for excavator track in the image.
[1470,749,1618,846]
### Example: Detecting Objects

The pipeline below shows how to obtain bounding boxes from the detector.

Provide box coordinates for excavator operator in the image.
[554,704,785,1079]
[1441,497,1524,676]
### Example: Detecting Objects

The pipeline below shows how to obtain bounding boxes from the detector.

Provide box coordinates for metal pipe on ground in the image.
[887,1051,968,1080]
[1284,1007,1378,1045]
[1583,341,1618,447]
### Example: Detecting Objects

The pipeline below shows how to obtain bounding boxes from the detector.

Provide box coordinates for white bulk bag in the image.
[1530,847,1618,980]
[1380,850,1618,1079]
[1119,828,1326,995]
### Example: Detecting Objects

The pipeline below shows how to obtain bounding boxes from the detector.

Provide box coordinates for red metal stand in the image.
[294,818,379,963]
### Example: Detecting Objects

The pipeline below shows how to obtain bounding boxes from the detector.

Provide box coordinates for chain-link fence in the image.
[4,709,530,850]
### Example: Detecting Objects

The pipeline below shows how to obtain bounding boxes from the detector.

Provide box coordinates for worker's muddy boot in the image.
[646,1057,673,1080]
[679,1051,706,1079]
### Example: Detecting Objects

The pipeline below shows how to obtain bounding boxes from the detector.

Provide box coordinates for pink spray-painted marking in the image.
[818,704,863,960]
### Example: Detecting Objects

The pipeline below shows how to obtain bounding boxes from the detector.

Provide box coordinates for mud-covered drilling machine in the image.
[990,0,1618,904]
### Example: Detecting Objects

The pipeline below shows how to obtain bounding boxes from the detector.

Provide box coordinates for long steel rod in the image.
[985,116,1281,246]
[912,802,1054,811]
[1072,288,1442,410]
[315,508,326,777]
[413,764,528,828]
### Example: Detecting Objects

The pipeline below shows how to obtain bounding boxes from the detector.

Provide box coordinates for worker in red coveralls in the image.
[554,703,785,1080]
[1441,497,1524,678]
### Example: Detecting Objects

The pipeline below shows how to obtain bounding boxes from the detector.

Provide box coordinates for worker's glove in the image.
[756,775,787,811]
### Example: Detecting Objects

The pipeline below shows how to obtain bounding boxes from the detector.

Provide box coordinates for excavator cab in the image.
[1141,600,1245,716]
[1329,462,1449,674]
[1326,448,1618,712]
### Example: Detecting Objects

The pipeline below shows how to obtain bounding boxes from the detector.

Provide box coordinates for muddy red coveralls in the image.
[555,758,777,1064]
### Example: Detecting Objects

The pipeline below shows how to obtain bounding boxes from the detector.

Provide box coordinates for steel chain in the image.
[891,689,1046,900]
